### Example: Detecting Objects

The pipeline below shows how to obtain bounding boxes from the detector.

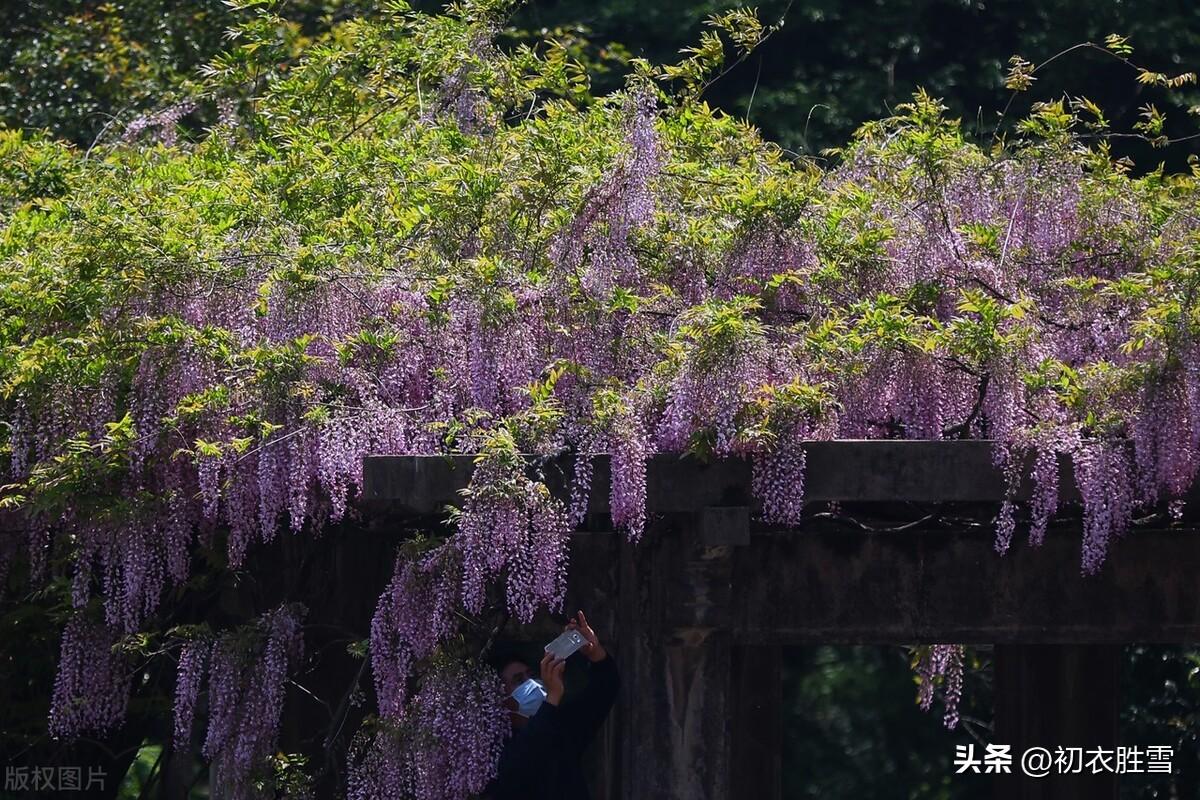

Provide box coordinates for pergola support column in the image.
[618,512,783,800]
[729,644,783,800]
[619,518,733,800]
[992,644,1120,800]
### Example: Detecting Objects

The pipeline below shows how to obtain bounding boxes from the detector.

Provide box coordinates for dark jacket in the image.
[486,653,620,800]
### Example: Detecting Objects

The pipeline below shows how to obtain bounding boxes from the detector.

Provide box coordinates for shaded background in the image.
[3,0,1199,164]
[506,0,1200,166]
[9,639,1193,797]
[783,645,1200,799]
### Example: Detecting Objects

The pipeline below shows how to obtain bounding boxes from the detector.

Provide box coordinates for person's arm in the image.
[522,652,569,746]
[564,651,619,744]
[489,654,568,795]
[560,611,620,748]
[491,706,562,798]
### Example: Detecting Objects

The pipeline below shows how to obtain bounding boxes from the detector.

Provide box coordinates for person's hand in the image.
[502,695,528,728]
[540,652,566,706]
[566,610,606,663]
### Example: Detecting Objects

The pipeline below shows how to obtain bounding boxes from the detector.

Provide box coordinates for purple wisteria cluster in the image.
[173,638,209,749]
[400,663,510,799]
[1072,440,1135,576]
[457,453,571,622]
[370,545,462,721]
[200,604,306,797]
[121,99,198,147]
[550,89,663,298]
[608,409,651,541]
[753,420,812,527]
[346,661,508,800]
[917,644,966,730]
[48,615,131,739]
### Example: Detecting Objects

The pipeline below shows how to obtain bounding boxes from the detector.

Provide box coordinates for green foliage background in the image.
[6,0,1200,165]
[504,0,1200,163]
[0,0,374,147]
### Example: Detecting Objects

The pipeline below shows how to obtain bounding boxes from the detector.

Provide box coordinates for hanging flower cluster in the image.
[916,644,966,730]
[370,544,462,721]
[48,615,131,739]
[202,604,306,797]
[347,660,508,800]
[173,638,209,749]
[550,88,663,298]
[457,446,571,622]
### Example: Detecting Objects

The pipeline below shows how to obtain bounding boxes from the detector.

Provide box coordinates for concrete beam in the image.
[361,441,1077,515]
[529,524,1200,644]
[725,526,1200,644]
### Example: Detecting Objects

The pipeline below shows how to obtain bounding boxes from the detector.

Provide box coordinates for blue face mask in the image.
[511,677,547,717]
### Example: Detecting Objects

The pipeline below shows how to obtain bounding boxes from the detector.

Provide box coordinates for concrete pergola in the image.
[362,441,1200,800]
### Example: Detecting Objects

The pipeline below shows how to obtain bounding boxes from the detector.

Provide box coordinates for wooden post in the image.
[992,644,1120,800]
[619,517,741,800]
[614,508,785,800]
[729,644,783,800]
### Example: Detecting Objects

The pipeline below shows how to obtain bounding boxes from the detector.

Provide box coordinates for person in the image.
[484,611,619,800]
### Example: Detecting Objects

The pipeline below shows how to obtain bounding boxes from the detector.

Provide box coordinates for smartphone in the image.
[544,629,587,660]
